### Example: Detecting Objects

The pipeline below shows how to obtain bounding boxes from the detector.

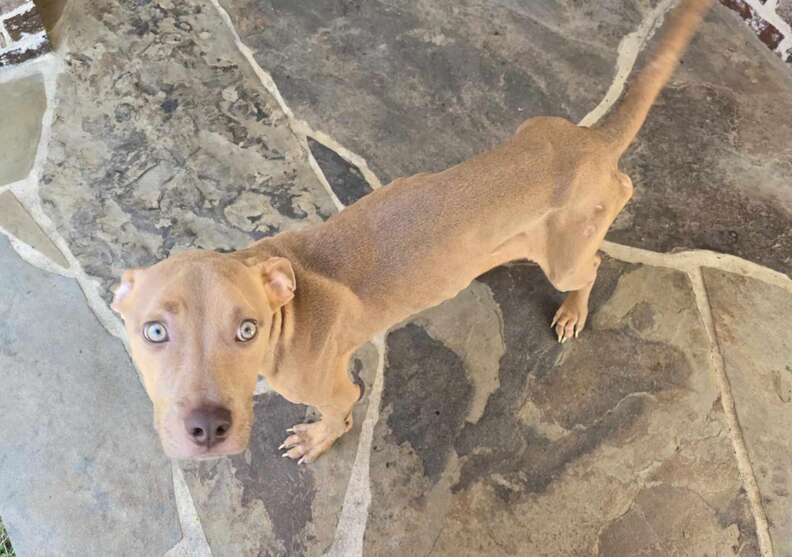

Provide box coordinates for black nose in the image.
[184,406,232,448]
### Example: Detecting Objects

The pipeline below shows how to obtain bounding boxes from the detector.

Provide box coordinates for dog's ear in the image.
[253,257,296,310]
[111,269,139,314]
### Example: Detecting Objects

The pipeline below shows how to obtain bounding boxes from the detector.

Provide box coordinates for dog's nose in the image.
[184,406,232,448]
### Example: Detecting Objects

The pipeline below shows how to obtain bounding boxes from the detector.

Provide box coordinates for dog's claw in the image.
[279,420,345,464]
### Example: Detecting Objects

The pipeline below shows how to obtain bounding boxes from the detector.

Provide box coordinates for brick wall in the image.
[720,0,792,63]
[0,0,50,67]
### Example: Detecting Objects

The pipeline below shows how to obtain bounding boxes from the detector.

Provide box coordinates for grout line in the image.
[600,241,792,294]
[2,229,71,277]
[578,0,677,127]
[162,464,213,557]
[206,0,383,191]
[8,54,129,344]
[0,50,56,83]
[323,334,387,557]
[688,267,775,556]
[0,22,12,48]
[0,30,47,56]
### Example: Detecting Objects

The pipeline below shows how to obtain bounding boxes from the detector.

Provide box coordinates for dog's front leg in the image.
[551,254,601,343]
[279,356,361,464]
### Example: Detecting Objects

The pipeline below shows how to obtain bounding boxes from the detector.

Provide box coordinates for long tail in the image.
[596,0,713,155]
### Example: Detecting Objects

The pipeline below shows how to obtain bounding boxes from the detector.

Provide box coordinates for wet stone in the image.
[308,138,372,206]
[702,268,792,554]
[39,0,337,303]
[364,259,758,556]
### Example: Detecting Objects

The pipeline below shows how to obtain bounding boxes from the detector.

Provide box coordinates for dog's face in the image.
[111,250,295,459]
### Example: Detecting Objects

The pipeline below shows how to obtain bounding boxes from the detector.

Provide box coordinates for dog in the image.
[112,0,713,462]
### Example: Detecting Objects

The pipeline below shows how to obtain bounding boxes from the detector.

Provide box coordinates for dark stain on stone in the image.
[599,485,757,556]
[451,260,690,499]
[531,329,689,430]
[717,488,762,556]
[229,393,315,557]
[160,98,179,113]
[308,138,372,206]
[383,323,473,482]
[627,301,655,332]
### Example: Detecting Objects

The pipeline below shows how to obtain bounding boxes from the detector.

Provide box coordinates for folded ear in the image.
[111,269,139,314]
[254,257,296,310]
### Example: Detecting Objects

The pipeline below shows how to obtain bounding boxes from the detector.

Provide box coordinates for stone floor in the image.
[1,1,792,556]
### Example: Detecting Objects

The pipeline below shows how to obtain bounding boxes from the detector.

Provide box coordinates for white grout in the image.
[601,241,792,294]
[206,0,383,190]
[0,30,47,56]
[322,334,387,557]
[578,0,677,128]
[162,464,213,557]
[0,21,12,48]
[688,268,775,557]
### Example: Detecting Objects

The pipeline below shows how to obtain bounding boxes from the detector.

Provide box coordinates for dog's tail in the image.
[596,0,713,155]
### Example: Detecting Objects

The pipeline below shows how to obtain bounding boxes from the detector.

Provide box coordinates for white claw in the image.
[298,456,307,465]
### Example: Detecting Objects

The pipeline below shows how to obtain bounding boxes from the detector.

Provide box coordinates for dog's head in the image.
[111,250,295,459]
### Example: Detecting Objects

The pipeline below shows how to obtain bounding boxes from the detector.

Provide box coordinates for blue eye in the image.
[143,321,169,343]
[236,319,258,342]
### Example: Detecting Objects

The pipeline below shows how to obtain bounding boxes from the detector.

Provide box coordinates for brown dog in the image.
[112,0,712,462]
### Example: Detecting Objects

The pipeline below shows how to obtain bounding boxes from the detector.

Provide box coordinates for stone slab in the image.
[613,6,792,275]
[703,268,792,555]
[364,259,759,556]
[220,1,792,275]
[181,344,379,556]
[0,190,68,267]
[0,73,46,185]
[219,0,649,184]
[39,0,337,303]
[0,234,181,556]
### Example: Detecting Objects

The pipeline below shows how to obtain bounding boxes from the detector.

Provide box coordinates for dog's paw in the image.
[551,297,588,343]
[278,418,349,464]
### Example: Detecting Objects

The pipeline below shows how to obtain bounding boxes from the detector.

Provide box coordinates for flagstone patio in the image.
[1,1,792,556]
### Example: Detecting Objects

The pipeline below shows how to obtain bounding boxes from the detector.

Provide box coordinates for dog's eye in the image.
[236,319,258,342]
[143,321,169,343]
